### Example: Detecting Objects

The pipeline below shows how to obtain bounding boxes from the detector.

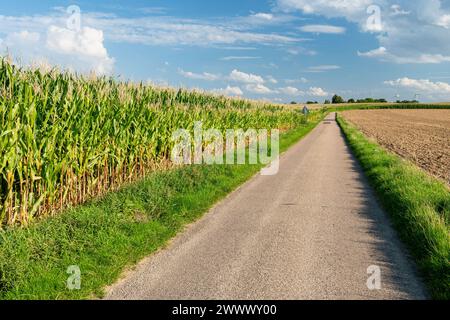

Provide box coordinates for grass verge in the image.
[0,116,323,300]
[337,114,450,300]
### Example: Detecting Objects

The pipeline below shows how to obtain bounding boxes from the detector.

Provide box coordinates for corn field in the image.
[0,59,315,225]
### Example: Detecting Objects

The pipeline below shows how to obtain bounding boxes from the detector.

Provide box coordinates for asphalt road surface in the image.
[106,113,427,300]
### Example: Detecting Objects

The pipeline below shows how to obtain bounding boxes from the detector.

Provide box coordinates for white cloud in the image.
[251,13,274,20]
[279,86,304,96]
[359,48,450,64]
[178,69,220,81]
[384,77,450,93]
[229,69,265,84]
[277,0,373,19]
[277,0,450,64]
[278,86,328,97]
[0,10,300,54]
[285,77,308,84]
[4,30,40,45]
[399,54,450,64]
[358,46,387,57]
[307,65,341,72]
[245,83,274,94]
[286,47,317,56]
[299,24,346,34]
[0,24,114,74]
[239,12,299,27]
[47,26,114,74]
[211,85,243,96]
[307,86,328,97]
[390,5,410,16]
[437,14,450,28]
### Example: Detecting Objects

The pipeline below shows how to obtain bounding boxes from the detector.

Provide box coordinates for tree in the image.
[290,101,297,104]
[332,94,344,104]
[347,98,355,103]
[397,100,419,104]
[324,99,331,104]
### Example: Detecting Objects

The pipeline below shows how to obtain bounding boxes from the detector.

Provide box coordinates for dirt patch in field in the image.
[342,109,450,185]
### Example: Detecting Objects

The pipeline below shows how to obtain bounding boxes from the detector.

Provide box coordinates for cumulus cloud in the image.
[251,13,274,20]
[279,86,304,96]
[245,83,274,94]
[437,14,450,28]
[384,77,450,93]
[307,86,328,97]
[178,69,220,81]
[4,30,41,45]
[228,69,265,84]
[0,23,114,74]
[278,86,328,97]
[177,69,280,92]
[299,24,346,34]
[46,26,114,74]
[358,46,387,57]
[211,85,243,96]
[277,0,450,64]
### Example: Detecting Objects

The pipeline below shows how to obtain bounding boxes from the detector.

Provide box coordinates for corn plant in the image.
[0,58,319,225]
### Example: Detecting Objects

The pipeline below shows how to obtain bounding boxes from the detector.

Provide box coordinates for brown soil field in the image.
[341,109,450,185]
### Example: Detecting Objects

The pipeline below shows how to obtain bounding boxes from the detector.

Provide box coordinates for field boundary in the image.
[337,114,450,300]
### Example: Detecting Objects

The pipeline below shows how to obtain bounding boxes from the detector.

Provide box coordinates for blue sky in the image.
[1,0,450,102]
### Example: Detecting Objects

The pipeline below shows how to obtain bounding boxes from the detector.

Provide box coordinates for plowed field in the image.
[341,109,450,185]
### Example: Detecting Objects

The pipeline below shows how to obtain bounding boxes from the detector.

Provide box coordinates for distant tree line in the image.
[325,94,391,104]
[290,101,318,105]
[395,100,419,104]
[290,95,419,105]
[324,94,402,104]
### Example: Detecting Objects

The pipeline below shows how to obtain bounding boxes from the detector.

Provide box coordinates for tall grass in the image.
[0,58,313,225]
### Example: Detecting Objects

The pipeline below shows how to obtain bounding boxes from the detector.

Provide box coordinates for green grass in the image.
[0,115,323,300]
[337,114,450,300]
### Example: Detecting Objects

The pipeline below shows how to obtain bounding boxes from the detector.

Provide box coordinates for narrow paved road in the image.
[106,113,427,300]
